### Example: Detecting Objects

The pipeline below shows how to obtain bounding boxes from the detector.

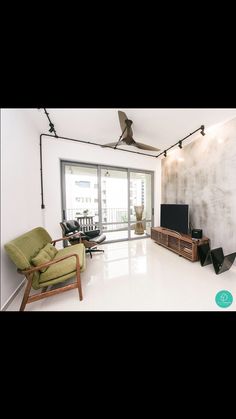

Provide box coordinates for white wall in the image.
[42,137,161,240]
[0,109,162,309]
[1,109,42,309]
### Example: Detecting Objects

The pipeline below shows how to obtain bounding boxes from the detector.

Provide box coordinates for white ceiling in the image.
[30,108,236,152]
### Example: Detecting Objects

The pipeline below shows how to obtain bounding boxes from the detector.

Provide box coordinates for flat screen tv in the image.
[160,204,189,234]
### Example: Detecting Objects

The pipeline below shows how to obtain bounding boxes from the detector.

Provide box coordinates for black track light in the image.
[156,124,206,159]
[200,125,205,136]
[42,108,58,137]
[49,123,55,133]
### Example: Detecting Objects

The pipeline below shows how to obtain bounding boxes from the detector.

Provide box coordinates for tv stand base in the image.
[151,227,209,262]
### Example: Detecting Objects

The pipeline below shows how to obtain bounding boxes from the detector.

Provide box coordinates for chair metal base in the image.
[86,248,105,259]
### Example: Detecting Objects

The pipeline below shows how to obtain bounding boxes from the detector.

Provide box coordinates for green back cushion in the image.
[31,249,51,272]
[4,227,52,270]
[30,243,58,273]
[43,243,58,258]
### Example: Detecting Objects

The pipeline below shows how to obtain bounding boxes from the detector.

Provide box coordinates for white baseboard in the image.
[1,278,26,311]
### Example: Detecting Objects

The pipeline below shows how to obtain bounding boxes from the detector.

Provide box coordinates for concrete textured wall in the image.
[161,117,236,256]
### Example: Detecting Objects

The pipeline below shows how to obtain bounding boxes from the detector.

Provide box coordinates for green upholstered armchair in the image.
[4,227,86,311]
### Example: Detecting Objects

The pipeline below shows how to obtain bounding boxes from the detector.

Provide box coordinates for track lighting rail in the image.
[155,125,205,158]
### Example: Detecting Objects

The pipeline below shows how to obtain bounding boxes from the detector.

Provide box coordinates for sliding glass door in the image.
[62,163,99,229]
[101,167,128,241]
[130,171,153,238]
[61,161,154,242]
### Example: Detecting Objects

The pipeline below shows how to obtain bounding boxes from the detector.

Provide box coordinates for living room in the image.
[1,108,236,311]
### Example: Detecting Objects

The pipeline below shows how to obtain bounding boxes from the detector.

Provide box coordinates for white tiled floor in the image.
[6,238,236,311]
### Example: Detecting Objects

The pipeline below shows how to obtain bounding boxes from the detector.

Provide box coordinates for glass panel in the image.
[62,162,153,243]
[64,164,99,228]
[101,168,128,241]
[130,172,152,237]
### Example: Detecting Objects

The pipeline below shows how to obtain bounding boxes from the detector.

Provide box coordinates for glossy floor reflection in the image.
[7,238,236,311]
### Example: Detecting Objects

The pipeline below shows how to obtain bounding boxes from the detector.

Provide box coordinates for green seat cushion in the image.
[39,243,86,284]
[55,245,86,271]
[37,271,81,289]
[31,249,51,272]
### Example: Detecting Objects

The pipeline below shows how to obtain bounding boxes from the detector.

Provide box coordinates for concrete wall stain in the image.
[161,117,236,257]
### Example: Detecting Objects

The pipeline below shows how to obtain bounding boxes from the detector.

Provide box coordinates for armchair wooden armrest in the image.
[51,232,82,246]
[18,252,80,275]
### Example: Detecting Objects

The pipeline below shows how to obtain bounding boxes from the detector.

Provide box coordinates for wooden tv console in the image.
[151,227,210,262]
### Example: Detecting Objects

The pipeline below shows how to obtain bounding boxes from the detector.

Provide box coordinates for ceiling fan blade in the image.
[118,111,128,133]
[134,141,160,151]
[102,140,127,148]
[118,111,133,137]
[104,114,160,152]
[102,142,118,148]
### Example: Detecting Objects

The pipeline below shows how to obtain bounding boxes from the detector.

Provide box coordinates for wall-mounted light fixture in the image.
[156,124,206,159]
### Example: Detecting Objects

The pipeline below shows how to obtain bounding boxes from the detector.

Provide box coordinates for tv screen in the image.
[160,204,189,234]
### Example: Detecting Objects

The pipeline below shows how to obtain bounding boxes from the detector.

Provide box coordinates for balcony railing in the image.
[65,208,151,239]
[66,208,99,222]
[66,207,129,221]
[65,208,150,229]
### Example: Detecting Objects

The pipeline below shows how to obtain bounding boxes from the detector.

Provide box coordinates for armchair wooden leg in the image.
[20,274,33,311]
[76,264,83,301]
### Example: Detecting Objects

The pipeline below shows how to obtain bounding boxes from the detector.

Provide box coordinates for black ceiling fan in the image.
[102,111,160,151]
